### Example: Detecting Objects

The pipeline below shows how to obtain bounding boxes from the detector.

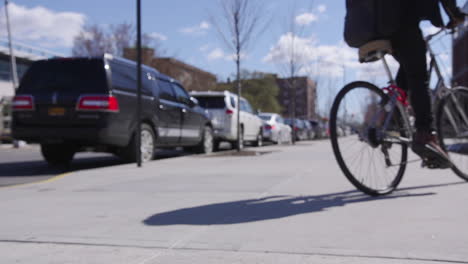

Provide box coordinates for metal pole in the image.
[5,0,19,89]
[136,0,142,167]
[236,58,241,152]
[291,78,296,144]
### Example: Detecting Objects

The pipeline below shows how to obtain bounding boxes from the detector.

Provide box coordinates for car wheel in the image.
[41,143,76,166]
[140,124,156,162]
[239,127,244,150]
[195,126,214,154]
[274,132,281,145]
[213,140,221,152]
[232,127,244,150]
[120,123,155,163]
[253,130,263,147]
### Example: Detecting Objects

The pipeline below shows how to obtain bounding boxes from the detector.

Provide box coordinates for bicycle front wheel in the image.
[436,87,468,181]
[330,81,409,196]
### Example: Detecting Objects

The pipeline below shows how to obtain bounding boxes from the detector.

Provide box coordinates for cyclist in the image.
[390,0,466,168]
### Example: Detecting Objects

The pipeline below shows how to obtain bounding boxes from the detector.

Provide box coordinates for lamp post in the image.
[136,0,142,167]
[4,0,19,90]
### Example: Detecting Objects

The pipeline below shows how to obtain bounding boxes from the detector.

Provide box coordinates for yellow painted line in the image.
[0,172,73,189]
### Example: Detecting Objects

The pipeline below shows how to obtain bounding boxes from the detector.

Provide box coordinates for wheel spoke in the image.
[438,88,468,181]
[330,82,408,195]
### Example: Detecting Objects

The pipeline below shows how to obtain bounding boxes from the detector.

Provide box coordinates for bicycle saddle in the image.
[358,40,393,63]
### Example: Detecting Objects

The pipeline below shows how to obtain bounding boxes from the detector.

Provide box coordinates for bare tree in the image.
[72,22,166,58]
[72,24,113,56]
[271,2,316,143]
[210,0,267,151]
[109,22,134,57]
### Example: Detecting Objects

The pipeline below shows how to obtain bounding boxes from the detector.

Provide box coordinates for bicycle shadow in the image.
[143,181,465,226]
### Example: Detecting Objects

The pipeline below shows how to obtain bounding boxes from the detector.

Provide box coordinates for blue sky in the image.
[1,0,466,113]
[0,0,346,79]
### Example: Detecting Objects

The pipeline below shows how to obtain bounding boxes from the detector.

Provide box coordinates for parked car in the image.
[301,119,315,140]
[258,112,292,144]
[190,90,263,150]
[0,97,12,143]
[284,118,308,141]
[309,120,326,139]
[12,54,213,165]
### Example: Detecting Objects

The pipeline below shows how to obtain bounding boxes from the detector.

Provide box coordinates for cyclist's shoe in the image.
[411,130,452,169]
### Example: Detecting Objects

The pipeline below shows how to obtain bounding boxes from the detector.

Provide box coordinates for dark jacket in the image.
[416,0,459,27]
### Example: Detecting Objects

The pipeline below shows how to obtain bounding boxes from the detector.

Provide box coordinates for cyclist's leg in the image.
[391,23,450,168]
[391,23,432,131]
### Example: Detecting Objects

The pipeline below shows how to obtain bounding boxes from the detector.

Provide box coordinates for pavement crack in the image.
[0,239,162,250]
[1,239,467,264]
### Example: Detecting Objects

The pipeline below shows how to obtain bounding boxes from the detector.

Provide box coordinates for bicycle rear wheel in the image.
[330,81,409,196]
[436,87,468,181]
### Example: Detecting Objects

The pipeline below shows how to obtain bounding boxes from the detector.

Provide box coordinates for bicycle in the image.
[329,29,468,196]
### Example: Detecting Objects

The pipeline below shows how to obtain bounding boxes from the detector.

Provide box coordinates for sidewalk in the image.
[0,140,467,264]
[0,141,35,149]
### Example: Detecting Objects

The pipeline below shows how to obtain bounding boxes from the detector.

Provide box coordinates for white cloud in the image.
[149,32,168,41]
[204,46,248,62]
[180,21,211,35]
[207,48,225,60]
[264,32,399,81]
[295,13,318,26]
[200,44,211,52]
[0,3,86,48]
[317,5,327,13]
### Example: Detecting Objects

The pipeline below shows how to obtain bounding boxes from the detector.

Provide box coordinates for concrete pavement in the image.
[0,140,467,263]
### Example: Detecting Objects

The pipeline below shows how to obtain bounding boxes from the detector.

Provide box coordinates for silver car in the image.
[258,113,292,144]
[190,90,264,149]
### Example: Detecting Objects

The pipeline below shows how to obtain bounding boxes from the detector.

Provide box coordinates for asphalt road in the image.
[1,140,467,263]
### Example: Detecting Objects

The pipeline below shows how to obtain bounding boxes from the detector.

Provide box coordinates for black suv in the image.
[12,54,213,165]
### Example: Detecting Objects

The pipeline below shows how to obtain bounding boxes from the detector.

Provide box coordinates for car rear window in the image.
[18,59,108,93]
[195,96,226,109]
[259,115,272,121]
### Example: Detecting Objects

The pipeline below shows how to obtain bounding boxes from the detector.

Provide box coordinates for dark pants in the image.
[391,22,433,132]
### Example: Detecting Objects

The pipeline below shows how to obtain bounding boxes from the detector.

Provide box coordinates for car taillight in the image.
[264,124,275,130]
[226,109,234,115]
[12,95,34,111]
[76,95,119,112]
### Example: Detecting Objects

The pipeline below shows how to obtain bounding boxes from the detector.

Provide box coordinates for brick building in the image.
[276,76,317,120]
[453,1,468,86]
[123,48,216,91]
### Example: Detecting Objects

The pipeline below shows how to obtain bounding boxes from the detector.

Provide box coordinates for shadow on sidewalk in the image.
[143,181,465,226]
[0,156,121,177]
[0,149,189,178]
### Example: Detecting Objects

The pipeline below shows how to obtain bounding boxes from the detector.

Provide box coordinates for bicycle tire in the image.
[436,86,468,181]
[330,81,409,196]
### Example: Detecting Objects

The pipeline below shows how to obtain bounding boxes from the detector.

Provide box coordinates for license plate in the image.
[48,107,65,116]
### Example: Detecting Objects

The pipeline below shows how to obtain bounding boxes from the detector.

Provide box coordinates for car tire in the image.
[231,127,244,150]
[120,123,155,163]
[238,127,244,150]
[274,132,281,145]
[41,143,76,166]
[195,125,214,154]
[253,129,263,147]
[213,140,221,152]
